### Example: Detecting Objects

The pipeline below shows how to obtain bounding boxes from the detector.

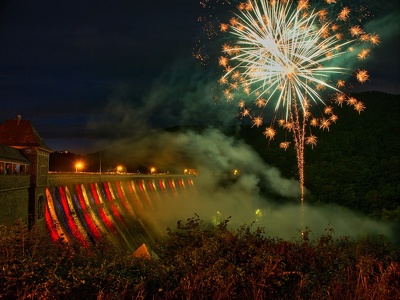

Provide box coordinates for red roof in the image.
[0,117,51,151]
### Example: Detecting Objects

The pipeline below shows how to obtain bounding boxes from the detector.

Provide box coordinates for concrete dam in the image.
[45,174,196,252]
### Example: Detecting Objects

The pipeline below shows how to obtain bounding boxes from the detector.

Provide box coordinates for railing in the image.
[47,172,195,187]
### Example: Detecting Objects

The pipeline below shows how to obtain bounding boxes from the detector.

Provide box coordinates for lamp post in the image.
[99,151,102,178]
[75,162,82,173]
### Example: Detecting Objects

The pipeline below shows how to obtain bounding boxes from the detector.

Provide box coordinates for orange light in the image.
[75,162,83,173]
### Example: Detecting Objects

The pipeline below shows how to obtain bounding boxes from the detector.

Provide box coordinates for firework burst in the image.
[209,0,379,207]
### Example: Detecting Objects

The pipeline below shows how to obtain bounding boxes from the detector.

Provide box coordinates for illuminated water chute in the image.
[45,178,195,250]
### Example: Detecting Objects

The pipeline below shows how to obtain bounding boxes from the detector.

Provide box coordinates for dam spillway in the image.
[45,175,196,252]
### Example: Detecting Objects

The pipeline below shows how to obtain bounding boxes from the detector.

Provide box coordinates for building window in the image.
[5,163,12,175]
[13,164,20,174]
[20,165,26,174]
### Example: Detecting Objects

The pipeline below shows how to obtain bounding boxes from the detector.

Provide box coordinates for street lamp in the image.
[150,167,156,175]
[75,162,83,173]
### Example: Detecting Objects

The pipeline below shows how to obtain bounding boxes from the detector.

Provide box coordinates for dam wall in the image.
[45,174,196,251]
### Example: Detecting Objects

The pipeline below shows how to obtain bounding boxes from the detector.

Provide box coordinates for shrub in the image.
[0,217,399,299]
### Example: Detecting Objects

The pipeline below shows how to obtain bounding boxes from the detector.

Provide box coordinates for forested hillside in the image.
[237,91,400,221]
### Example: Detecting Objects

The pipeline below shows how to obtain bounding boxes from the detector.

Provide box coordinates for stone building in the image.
[0,116,51,228]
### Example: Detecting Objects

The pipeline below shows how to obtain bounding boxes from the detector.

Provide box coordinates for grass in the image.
[0,216,399,299]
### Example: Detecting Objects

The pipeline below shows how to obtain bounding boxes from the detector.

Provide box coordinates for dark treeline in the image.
[235,91,399,222]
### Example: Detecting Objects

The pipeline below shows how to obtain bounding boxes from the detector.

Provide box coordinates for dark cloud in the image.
[0,0,398,153]
[0,0,203,152]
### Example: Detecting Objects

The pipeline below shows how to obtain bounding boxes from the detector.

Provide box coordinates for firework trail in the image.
[198,0,379,209]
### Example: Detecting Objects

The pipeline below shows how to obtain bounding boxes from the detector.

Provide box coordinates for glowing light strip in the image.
[103,182,123,222]
[45,188,69,243]
[75,184,102,241]
[137,179,154,209]
[116,181,137,218]
[64,186,90,247]
[59,186,88,247]
[91,183,114,230]
[158,179,166,190]
[80,184,108,239]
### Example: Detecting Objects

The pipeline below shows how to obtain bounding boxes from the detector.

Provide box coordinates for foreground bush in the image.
[1,217,399,299]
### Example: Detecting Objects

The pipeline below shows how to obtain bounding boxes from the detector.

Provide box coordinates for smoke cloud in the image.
[134,128,392,241]
[87,54,394,242]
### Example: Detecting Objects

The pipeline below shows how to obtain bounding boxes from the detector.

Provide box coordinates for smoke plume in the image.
[88,55,394,242]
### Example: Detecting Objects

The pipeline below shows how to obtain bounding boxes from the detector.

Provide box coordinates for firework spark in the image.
[212,0,379,206]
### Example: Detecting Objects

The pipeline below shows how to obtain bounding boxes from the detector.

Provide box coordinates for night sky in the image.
[1,0,399,154]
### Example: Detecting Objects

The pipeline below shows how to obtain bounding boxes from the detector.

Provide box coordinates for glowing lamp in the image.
[75,162,83,173]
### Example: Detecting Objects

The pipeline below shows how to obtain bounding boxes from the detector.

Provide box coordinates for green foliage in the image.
[1,217,399,299]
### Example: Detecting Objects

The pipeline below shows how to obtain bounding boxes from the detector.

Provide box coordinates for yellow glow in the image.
[285,65,295,78]
[356,69,369,83]
[75,162,83,173]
